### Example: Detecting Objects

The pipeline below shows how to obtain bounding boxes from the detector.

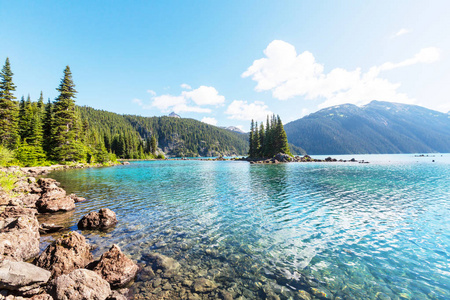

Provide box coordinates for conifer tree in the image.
[0,58,19,148]
[150,135,157,155]
[52,66,83,161]
[249,119,254,157]
[43,99,53,154]
[258,122,265,157]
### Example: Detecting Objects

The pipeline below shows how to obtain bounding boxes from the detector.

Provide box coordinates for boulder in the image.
[68,194,86,203]
[142,253,180,277]
[78,209,117,230]
[90,245,138,288]
[37,178,60,191]
[35,187,75,213]
[16,194,41,208]
[106,290,127,300]
[0,188,10,206]
[0,206,37,219]
[0,260,51,296]
[193,278,218,293]
[0,216,40,261]
[39,223,65,234]
[35,232,93,278]
[48,269,111,300]
[274,153,291,162]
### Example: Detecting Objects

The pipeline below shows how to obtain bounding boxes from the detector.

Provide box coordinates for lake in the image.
[42,154,450,299]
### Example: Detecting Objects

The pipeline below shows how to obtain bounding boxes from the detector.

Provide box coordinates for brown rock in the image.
[35,231,93,278]
[0,206,37,218]
[143,253,180,277]
[107,290,127,300]
[48,269,111,300]
[30,294,53,300]
[35,186,75,213]
[78,208,117,230]
[193,278,218,293]
[0,260,51,296]
[90,244,138,288]
[68,193,86,203]
[0,215,40,261]
[17,193,41,208]
[37,178,60,191]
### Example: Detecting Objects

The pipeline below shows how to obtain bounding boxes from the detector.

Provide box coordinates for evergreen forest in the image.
[0,58,248,167]
[248,115,292,158]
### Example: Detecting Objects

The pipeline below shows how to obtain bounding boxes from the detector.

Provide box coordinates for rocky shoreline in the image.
[0,165,138,300]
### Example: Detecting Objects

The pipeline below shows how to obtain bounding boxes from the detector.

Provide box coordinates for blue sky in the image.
[1,1,449,131]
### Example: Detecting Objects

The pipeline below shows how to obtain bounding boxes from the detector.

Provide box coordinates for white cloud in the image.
[182,86,225,106]
[225,100,272,121]
[201,117,218,126]
[392,28,410,38]
[243,40,441,108]
[135,85,224,113]
[180,83,192,90]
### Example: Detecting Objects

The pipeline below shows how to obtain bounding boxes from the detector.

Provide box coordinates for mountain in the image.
[284,101,450,155]
[78,106,248,157]
[221,126,246,134]
[168,112,181,118]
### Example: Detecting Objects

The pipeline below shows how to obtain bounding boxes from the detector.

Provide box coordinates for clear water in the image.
[42,154,450,299]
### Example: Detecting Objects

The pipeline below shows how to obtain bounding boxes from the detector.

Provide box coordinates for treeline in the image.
[248,115,291,158]
[0,58,160,166]
[77,107,248,158]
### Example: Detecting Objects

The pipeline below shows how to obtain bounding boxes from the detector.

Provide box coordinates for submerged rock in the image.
[193,278,218,293]
[0,260,51,296]
[90,244,139,288]
[48,269,111,300]
[78,208,117,230]
[142,253,180,277]
[68,193,86,203]
[35,231,93,278]
[0,215,40,262]
[39,223,66,234]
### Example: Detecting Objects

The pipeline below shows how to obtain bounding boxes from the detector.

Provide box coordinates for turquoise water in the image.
[45,154,450,299]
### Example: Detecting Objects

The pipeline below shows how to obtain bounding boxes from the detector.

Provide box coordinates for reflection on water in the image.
[43,157,450,299]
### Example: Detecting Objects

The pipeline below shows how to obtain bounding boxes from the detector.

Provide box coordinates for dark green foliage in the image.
[77,106,248,158]
[248,114,292,158]
[284,101,450,154]
[42,99,53,154]
[150,135,157,154]
[0,58,19,148]
[52,66,85,161]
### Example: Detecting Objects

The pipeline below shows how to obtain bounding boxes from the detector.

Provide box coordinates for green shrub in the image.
[0,145,16,166]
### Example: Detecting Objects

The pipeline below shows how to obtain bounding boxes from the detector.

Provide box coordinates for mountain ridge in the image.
[285,100,450,155]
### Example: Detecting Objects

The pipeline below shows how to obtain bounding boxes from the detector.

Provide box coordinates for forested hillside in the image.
[285,101,450,154]
[78,106,248,157]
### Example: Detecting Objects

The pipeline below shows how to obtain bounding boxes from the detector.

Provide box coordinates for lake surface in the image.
[44,154,450,299]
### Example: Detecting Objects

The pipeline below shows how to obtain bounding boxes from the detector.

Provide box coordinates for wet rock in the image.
[48,269,111,300]
[107,290,127,300]
[78,208,117,230]
[219,290,233,300]
[0,215,40,261]
[297,290,312,300]
[90,244,139,288]
[274,153,291,162]
[68,194,86,203]
[0,260,51,296]
[35,231,93,278]
[310,287,332,300]
[193,278,218,293]
[142,253,180,277]
[39,223,65,234]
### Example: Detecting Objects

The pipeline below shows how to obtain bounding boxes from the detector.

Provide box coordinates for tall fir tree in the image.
[150,135,157,154]
[52,66,84,161]
[248,119,255,157]
[0,58,19,148]
[43,99,53,154]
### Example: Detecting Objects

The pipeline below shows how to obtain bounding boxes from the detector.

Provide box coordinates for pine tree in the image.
[150,135,157,155]
[258,122,265,157]
[248,119,254,157]
[43,99,53,154]
[0,58,19,148]
[276,115,291,156]
[52,66,83,161]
